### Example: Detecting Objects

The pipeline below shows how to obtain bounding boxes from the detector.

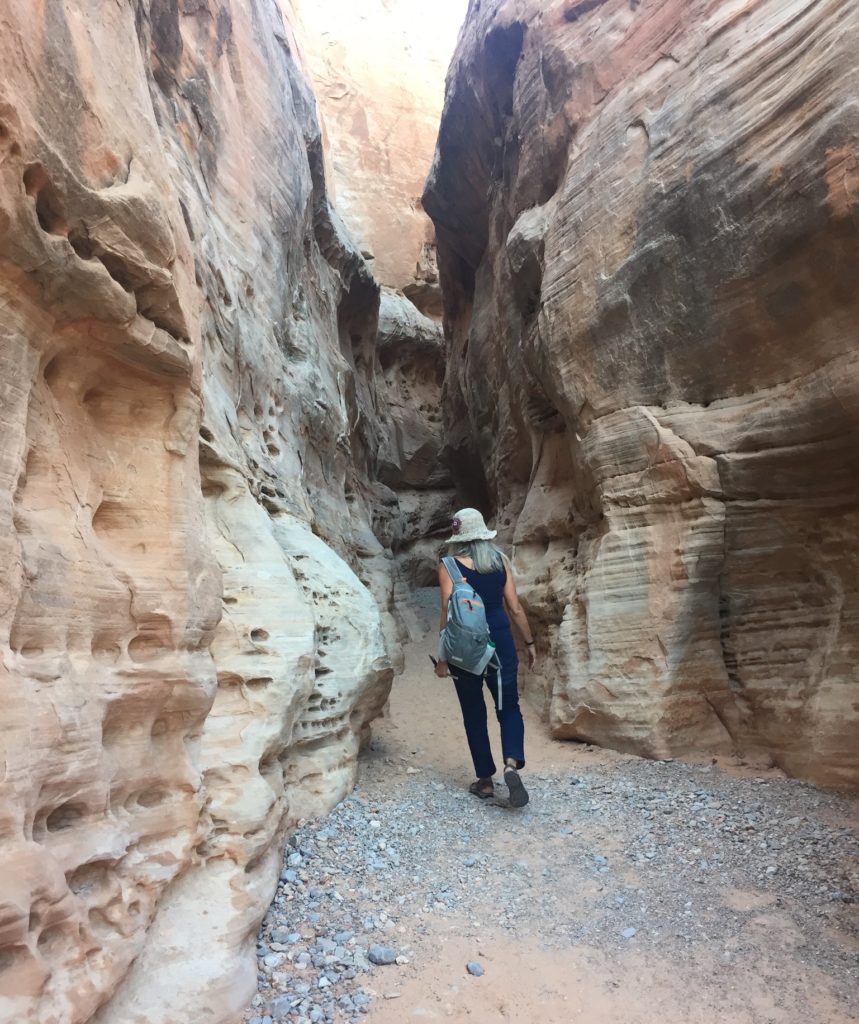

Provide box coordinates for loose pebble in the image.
[367,945,398,966]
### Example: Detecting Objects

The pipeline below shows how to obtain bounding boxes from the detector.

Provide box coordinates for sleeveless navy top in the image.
[447,557,518,674]
[453,558,510,632]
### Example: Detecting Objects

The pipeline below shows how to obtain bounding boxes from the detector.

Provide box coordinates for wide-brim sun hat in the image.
[446,507,497,544]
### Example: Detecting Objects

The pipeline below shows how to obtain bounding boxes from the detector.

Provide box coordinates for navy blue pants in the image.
[451,630,525,778]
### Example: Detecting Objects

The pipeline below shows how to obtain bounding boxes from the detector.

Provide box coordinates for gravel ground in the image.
[245,594,858,1024]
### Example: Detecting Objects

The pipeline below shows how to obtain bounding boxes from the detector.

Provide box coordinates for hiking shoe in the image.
[469,778,495,799]
[503,767,529,808]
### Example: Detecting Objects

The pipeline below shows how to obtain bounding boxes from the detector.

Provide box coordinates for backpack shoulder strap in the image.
[441,556,465,585]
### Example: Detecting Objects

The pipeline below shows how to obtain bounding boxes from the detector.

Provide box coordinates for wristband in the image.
[525,640,535,646]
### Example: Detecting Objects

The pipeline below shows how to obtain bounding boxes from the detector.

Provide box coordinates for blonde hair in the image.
[452,539,505,574]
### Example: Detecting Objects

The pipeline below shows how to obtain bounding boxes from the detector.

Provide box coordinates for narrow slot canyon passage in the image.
[0,1,857,1023]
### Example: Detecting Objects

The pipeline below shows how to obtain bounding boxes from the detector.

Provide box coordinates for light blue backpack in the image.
[439,557,502,698]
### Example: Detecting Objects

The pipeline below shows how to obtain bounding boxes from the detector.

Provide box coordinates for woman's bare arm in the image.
[438,561,453,631]
[436,562,453,676]
[502,557,537,668]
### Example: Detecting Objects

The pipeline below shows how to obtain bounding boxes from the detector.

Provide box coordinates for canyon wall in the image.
[425,0,859,788]
[373,289,454,584]
[290,0,465,314]
[0,1,433,1021]
[288,0,458,574]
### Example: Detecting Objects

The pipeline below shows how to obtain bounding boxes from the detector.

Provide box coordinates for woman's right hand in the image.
[435,659,449,678]
[526,645,537,670]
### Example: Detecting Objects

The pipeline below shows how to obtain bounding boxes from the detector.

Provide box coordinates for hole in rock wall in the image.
[244,849,270,876]
[150,718,169,738]
[0,945,29,974]
[34,801,87,841]
[101,712,126,751]
[133,788,169,809]
[564,0,604,22]
[202,476,227,499]
[250,628,270,643]
[36,923,70,957]
[91,631,123,662]
[47,802,85,832]
[13,640,44,659]
[127,614,173,663]
[259,753,282,782]
[67,226,97,259]
[91,498,138,537]
[23,162,67,235]
[128,633,165,662]
[87,908,117,940]
[66,860,114,897]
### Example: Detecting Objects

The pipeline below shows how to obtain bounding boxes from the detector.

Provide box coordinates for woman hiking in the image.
[435,507,537,807]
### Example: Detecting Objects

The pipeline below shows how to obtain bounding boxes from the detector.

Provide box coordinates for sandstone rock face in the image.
[373,290,453,584]
[0,2,412,1021]
[291,0,465,312]
[425,0,859,788]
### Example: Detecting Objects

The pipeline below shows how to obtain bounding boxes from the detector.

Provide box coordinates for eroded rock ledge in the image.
[0,2,444,1022]
[424,0,859,789]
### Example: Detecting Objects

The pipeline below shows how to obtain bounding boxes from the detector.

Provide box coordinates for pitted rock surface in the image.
[0,2,442,1022]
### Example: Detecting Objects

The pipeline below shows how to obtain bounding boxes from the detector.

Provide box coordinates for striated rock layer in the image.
[0,1,437,1021]
[424,0,859,788]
